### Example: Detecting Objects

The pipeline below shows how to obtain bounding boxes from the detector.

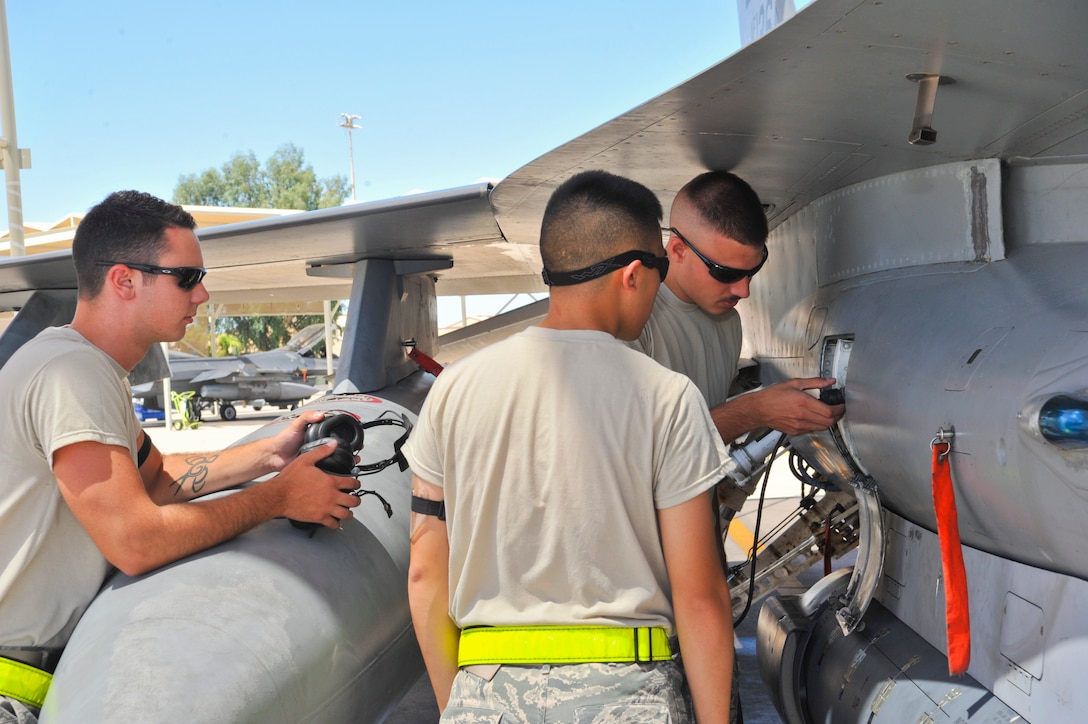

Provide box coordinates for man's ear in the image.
[104,265,138,300]
[619,260,642,289]
[666,235,686,262]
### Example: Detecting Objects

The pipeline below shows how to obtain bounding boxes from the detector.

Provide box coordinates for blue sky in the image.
[1,1,785,231]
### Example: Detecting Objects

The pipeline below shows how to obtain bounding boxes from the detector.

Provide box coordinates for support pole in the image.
[0,0,26,256]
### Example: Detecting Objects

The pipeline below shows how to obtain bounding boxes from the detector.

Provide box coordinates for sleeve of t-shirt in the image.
[29,350,134,466]
[401,379,447,489]
[652,379,730,510]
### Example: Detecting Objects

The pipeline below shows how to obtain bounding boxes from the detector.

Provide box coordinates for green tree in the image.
[175,147,348,355]
[213,301,346,354]
[173,143,348,210]
[216,333,244,356]
[215,316,316,352]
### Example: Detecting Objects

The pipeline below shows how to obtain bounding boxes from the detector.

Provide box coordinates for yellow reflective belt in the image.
[458,626,673,667]
[0,656,51,709]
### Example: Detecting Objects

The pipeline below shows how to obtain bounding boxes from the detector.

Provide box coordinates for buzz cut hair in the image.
[677,171,768,248]
[72,190,197,299]
[539,170,663,274]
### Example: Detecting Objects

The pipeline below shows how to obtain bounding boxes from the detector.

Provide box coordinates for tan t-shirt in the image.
[0,327,140,648]
[404,326,729,633]
[633,283,743,408]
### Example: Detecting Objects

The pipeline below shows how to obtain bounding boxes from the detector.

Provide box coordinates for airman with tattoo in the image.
[0,191,358,723]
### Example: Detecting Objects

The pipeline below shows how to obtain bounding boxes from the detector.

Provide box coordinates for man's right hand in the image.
[272,440,362,529]
[711,377,846,441]
[749,377,845,435]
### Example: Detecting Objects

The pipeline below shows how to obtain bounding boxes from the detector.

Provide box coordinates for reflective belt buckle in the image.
[457,625,673,667]
[0,656,52,709]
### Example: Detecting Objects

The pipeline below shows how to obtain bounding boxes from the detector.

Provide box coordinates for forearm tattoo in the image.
[171,454,219,497]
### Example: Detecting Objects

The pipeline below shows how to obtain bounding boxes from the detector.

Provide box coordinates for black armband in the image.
[137,432,153,467]
[411,495,446,521]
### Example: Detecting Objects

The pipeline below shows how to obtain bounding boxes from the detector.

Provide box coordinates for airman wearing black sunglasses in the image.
[633,173,846,722]
[636,171,844,444]
[0,191,358,708]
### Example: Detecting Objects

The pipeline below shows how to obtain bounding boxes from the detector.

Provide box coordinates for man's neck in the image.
[538,312,616,337]
[663,276,693,304]
[538,291,621,338]
[70,306,148,372]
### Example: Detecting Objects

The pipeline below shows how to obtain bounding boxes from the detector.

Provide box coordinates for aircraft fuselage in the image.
[752,160,1088,722]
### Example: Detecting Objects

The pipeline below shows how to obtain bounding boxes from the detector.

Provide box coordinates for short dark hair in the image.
[677,171,767,248]
[540,170,662,275]
[72,190,197,298]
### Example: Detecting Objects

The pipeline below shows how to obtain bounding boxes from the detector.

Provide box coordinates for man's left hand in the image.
[265,410,329,471]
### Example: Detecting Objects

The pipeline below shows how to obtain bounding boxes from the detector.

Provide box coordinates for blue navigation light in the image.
[1038,395,1088,448]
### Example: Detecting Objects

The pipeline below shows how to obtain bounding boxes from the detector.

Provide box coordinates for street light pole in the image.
[338,113,361,202]
[0,0,28,256]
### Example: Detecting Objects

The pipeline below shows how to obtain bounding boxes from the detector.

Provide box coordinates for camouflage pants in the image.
[440,661,692,723]
[0,696,38,724]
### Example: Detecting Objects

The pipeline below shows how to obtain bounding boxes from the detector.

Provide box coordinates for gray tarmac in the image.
[152,408,823,723]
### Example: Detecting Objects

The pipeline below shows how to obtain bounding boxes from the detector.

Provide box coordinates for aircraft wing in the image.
[187,366,244,384]
[0,250,83,311]
[193,183,545,303]
[492,0,1088,242]
[0,183,544,312]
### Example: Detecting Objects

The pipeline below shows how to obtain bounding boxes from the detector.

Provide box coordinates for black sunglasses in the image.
[665,227,767,284]
[542,249,669,287]
[95,260,207,290]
